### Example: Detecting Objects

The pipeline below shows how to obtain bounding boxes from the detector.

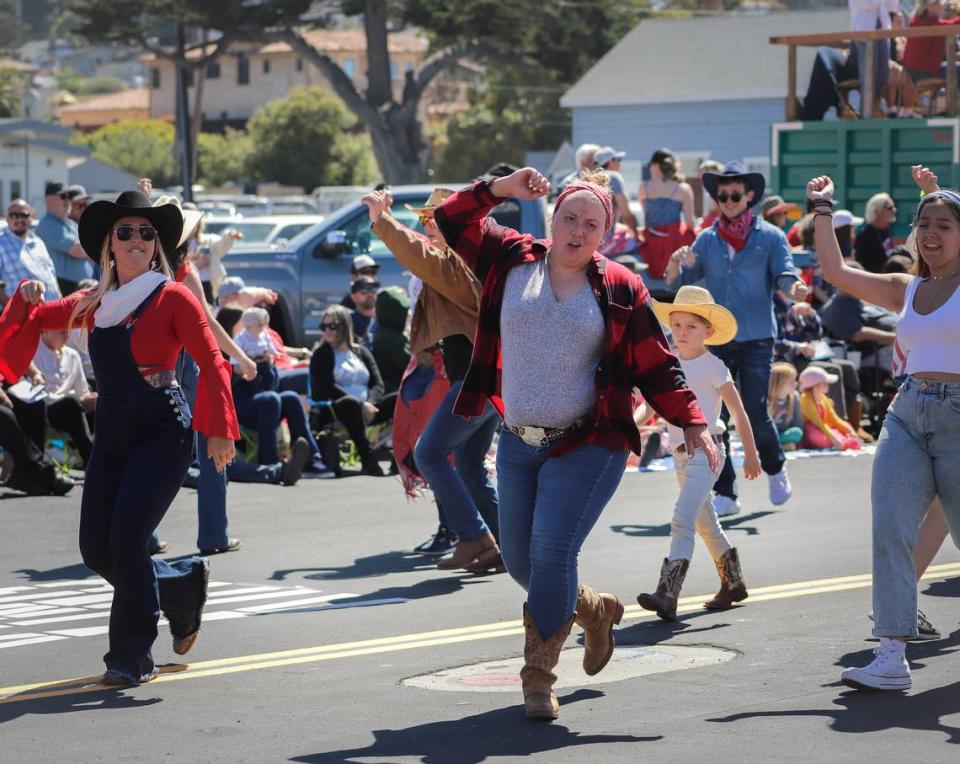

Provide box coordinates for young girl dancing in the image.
[636,285,761,620]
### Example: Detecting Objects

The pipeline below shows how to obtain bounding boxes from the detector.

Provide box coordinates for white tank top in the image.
[896,276,960,375]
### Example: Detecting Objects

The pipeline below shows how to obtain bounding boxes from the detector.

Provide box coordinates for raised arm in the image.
[434,167,548,276]
[807,176,910,313]
[0,281,83,382]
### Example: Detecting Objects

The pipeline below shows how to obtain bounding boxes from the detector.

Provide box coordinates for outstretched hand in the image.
[361,190,390,223]
[912,164,939,195]
[490,168,550,201]
[806,176,834,203]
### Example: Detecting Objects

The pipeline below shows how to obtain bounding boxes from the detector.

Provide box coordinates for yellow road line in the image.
[2,561,958,703]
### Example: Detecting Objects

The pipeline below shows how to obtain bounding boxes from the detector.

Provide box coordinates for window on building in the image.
[151,68,161,89]
[405,62,414,74]
[11,180,21,202]
[390,62,398,80]
[237,54,250,85]
[184,67,194,87]
[262,59,270,75]
[296,57,303,72]
[342,58,355,78]
[206,62,221,79]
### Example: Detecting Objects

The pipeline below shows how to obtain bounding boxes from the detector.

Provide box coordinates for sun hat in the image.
[153,194,204,249]
[832,209,864,229]
[594,146,626,166]
[798,366,839,390]
[701,161,766,207]
[651,285,738,346]
[78,190,183,263]
[759,195,800,219]
[405,188,456,216]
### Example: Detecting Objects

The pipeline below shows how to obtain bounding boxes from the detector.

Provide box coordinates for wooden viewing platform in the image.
[770,26,959,119]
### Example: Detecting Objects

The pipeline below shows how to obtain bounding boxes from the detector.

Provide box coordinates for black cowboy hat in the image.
[78,190,183,263]
[701,161,766,208]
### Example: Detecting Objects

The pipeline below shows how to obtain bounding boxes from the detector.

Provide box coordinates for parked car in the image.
[202,215,325,245]
[223,185,548,346]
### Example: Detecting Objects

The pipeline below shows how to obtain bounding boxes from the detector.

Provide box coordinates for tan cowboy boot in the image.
[704,547,748,610]
[574,584,624,676]
[436,532,497,571]
[636,558,689,621]
[520,605,574,721]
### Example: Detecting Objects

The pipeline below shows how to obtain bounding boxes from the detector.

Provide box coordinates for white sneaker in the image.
[768,468,792,505]
[713,494,741,517]
[840,639,911,691]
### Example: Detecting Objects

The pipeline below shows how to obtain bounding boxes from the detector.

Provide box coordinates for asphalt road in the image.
[1,451,958,763]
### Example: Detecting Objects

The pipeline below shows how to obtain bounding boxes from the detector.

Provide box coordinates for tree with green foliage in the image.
[0,67,24,118]
[73,120,178,187]
[196,128,254,188]
[245,86,376,192]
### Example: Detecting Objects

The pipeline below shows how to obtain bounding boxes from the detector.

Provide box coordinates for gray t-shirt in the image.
[500,259,605,429]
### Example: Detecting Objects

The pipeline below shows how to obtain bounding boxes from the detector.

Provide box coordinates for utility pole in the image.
[175,24,195,202]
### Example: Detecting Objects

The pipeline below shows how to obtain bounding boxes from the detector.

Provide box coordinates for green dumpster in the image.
[771,118,960,238]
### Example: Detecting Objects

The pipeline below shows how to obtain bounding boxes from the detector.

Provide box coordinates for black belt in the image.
[507,417,587,447]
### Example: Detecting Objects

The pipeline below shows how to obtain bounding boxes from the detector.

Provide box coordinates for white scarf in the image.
[93,271,169,328]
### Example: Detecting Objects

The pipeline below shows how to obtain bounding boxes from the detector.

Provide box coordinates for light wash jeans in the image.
[669,441,732,562]
[496,430,628,637]
[872,377,960,638]
[415,380,499,542]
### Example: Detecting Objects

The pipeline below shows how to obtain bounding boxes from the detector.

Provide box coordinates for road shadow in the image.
[610,608,734,647]
[610,511,777,539]
[13,562,92,582]
[270,551,441,582]
[707,679,960,742]
[922,576,960,599]
[290,689,661,763]
[834,627,960,672]
[0,664,188,724]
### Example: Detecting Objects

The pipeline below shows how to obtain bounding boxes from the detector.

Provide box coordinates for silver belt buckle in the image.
[518,426,547,447]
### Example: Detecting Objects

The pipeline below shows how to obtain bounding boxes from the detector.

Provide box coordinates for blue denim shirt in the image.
[668,216,800,342]
[35,213,93,284]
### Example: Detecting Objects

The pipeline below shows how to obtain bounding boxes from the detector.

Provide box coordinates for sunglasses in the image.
[114,224,157,242]
[353,286,378,294]
[7,211,29,220]
[58,193,70,200]
[717,192,745,204]
[357,267,379,276]
[319,322,340,331]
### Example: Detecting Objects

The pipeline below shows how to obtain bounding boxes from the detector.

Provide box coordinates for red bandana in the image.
[716,210,754,253]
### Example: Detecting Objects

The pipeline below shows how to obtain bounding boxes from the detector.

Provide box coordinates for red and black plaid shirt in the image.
[434,180,706,456]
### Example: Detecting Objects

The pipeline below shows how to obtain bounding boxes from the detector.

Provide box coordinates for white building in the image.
[0,120,91,209]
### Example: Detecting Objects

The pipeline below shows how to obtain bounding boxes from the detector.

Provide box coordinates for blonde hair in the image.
[768,362,799,420]
[68,230,173,332]
[322,304,355,350]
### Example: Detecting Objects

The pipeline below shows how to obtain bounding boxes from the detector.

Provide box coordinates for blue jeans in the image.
[235,390,319,464]
[496,430,628,637]
[872,377,960,638]
[710,339,785,500]
[195,433,229,550]
[415,381,500,542]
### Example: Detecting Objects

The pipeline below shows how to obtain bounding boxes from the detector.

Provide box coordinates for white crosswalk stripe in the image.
[0,578,398,651]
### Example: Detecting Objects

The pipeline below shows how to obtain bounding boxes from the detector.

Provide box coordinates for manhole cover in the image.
[403,644,736,693]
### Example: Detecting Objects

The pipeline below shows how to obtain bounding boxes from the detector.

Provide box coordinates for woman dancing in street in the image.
[0,190,239,685]
[435,167,714,720]
[807,175,960,691]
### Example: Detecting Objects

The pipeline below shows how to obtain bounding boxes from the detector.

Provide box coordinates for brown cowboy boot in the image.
[574,584,624,676]
[704,547,748,610]
[636,558,689,621]
[520,605,574,721]
[847,396,875,443]
[437,532,498,571]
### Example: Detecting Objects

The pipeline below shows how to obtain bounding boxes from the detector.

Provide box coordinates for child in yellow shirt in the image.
[799,366,861,451]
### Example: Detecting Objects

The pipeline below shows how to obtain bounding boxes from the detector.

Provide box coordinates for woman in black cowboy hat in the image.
[0,190,239,685]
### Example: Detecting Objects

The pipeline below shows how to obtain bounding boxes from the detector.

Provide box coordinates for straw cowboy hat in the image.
[154,194,204,249]
[405,188,456,216]
[652,285,738,346]
[78,190,183,262]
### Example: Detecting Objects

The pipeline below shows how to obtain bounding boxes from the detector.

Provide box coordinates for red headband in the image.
[555,181,613,231]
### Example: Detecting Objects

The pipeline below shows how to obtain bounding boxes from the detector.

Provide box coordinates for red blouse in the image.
[0,282,239,441]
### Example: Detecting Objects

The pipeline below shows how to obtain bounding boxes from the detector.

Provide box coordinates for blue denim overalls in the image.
[78,284,207,677]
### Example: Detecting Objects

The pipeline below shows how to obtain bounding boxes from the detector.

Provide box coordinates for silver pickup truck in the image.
[221,185,548,346]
